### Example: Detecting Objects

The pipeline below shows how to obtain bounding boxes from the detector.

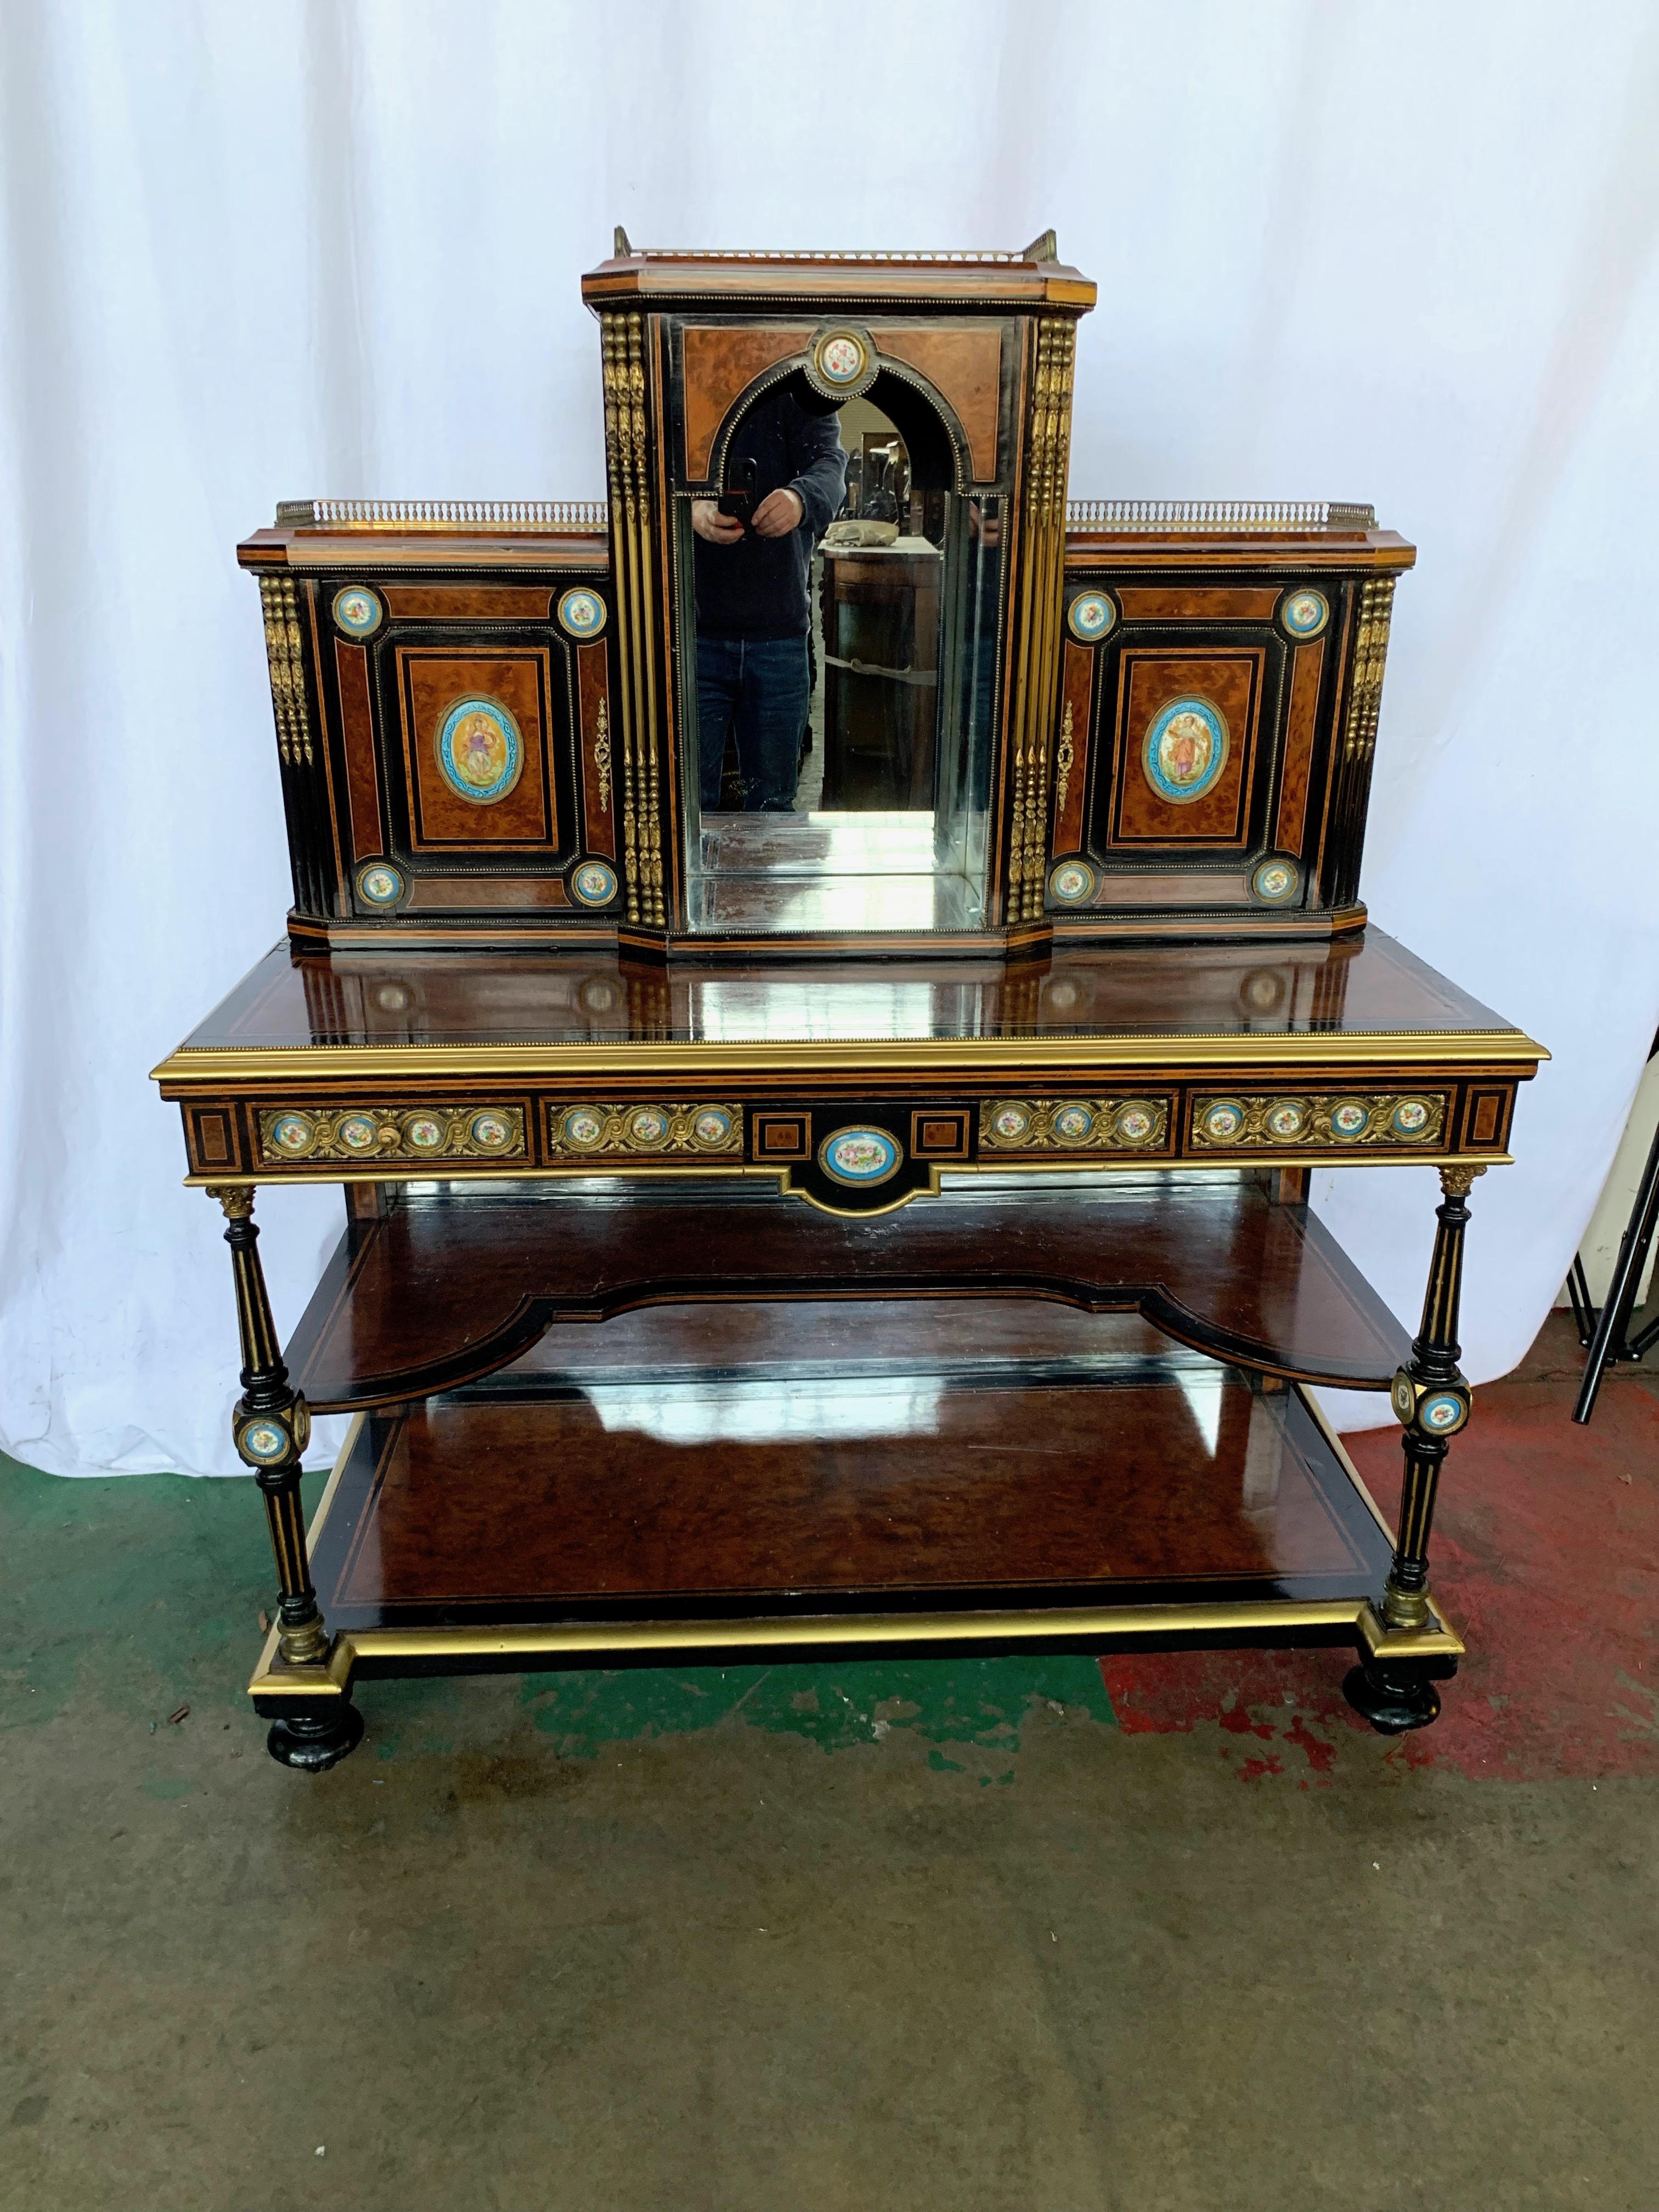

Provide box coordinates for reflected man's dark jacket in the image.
[694,390,847,640]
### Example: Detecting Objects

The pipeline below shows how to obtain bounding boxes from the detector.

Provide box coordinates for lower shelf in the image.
[297,1359,1400,1655]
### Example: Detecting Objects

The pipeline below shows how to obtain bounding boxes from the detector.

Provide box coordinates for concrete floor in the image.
[3,1312,1656,2211]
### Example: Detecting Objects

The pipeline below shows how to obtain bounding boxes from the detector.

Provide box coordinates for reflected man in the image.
[692,387,847,811]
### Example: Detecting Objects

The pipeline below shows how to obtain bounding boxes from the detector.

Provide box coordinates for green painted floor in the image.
[4,1337,1657,2212]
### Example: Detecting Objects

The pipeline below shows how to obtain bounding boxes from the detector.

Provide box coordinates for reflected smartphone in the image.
[718,456,758,529]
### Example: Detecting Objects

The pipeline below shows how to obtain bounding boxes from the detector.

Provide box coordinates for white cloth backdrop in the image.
[2,0,1657,1475]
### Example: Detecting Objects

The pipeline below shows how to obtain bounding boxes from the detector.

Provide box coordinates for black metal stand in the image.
[1572,1104,1659,1425]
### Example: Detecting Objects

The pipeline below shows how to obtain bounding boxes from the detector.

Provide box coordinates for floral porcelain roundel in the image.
[557,588,606,639]
[818,1125,901,1188]
[332,585,382,638]
[816,332,867,384]
[1280,588,1329,639]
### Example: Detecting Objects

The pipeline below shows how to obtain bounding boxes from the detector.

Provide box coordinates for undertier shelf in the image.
[307,1348,1396,1639]
[285,1175,1413,1409]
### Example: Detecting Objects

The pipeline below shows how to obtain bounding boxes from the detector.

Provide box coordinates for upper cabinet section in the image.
[584,234,1095,948]
[236,239,1413,961]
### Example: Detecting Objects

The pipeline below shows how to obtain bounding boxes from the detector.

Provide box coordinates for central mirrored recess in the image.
[679,365,1002,934]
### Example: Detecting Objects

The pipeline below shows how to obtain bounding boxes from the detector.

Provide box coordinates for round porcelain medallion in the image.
[692,1108,735,1148]
[239,1421,289,1466]
[1265,1101,1306,1141]
[1114,1101,1158,1146]
[571,859,618,907]
[404,1115,446,1152]
[336,1115,380,1152]
[1392,1372,1417,1423]
[1329,1099,1372,1140]
[470,1112,512,1152]
[1203,1100,1247,1143]
[436,696,523,805]
[1048,859,1096,907]
[357,861,404,908]
[1280,588,1329,639]
[557,587,607,639]
[627,1108,669,1147]
[1067,592,1116,644]
[332,585,383,639]
[1052,1103,1096,1146]
[989,1102,1032,1144]
[819,1126,901,1187]
[269,1113,315,1156]
[562,1108,607,1149]
[816,332,867,385]
[1390,1098,1432,1137]
[1251,856,1300,905]
[1420,1392,1466,1435]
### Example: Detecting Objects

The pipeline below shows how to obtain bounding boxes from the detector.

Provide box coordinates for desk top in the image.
[156,929,1541,1085]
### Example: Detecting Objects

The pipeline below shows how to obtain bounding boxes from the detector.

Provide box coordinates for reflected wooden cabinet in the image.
[819,539,942,810]
[157,234,1544,1771]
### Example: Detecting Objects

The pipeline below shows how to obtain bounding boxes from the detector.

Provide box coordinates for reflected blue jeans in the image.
[695,634,810,811]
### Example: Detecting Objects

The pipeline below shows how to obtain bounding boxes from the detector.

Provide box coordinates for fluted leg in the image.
[208,1184,362,1770]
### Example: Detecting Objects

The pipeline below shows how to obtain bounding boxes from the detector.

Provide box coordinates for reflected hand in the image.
[692,500,744,545]
[751,488,805,538]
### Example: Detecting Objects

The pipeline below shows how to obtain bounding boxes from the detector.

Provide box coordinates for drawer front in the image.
[256,1103,528,1167]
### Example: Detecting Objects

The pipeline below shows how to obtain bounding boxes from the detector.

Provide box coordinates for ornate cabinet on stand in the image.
[154,235,1544,1768]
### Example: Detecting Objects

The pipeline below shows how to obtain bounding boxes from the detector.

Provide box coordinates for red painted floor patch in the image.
[1102,1318,1659,1782]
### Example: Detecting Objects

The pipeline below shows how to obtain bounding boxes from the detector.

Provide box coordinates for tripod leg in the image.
[1565,1254,1596,1347]
[1573,1114,1659,1425]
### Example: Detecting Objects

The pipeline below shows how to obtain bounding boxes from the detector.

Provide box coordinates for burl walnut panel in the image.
[382,585,554,621]
[1273,640,1326,856]
[681,324,814,481]
[873,324,1005,482]
[311,1374,1386,1621]
[397,650,554,847]
[577,641,616,858]
[1054,640,1095,855]
[1111,650,1262,845]
[335,638,382,864]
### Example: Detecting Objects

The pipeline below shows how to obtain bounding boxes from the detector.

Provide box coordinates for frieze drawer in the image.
[545,1102,743,1158]
[258,1104,527,1166]
[978,1096,1171,1154]
[1188,1092,1446,1151]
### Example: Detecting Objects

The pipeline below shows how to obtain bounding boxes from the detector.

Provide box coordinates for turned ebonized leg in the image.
[208,1184,363,1771]
[1344,1164,1484,1734]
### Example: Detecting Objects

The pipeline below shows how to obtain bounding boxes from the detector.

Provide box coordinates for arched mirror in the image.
[672,353,1007,935]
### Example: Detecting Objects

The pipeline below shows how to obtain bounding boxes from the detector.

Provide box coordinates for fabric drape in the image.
[2,0,1656,1473]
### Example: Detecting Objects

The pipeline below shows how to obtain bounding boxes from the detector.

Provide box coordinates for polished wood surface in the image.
[283,1178,1412,1408]
[1064,525,1414,574]
[166,929,1525,1055]
[581,245,1097,313]
[307,1362,1390,1630]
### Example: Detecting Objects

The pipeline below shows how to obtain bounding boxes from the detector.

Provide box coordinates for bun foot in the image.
[1342,1658,1448,1734]
[266,1700,365,1771]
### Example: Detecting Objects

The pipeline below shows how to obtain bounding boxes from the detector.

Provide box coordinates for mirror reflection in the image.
[682,369,1000,934]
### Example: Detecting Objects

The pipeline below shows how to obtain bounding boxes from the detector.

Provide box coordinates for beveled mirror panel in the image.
[668,319,1016,935]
